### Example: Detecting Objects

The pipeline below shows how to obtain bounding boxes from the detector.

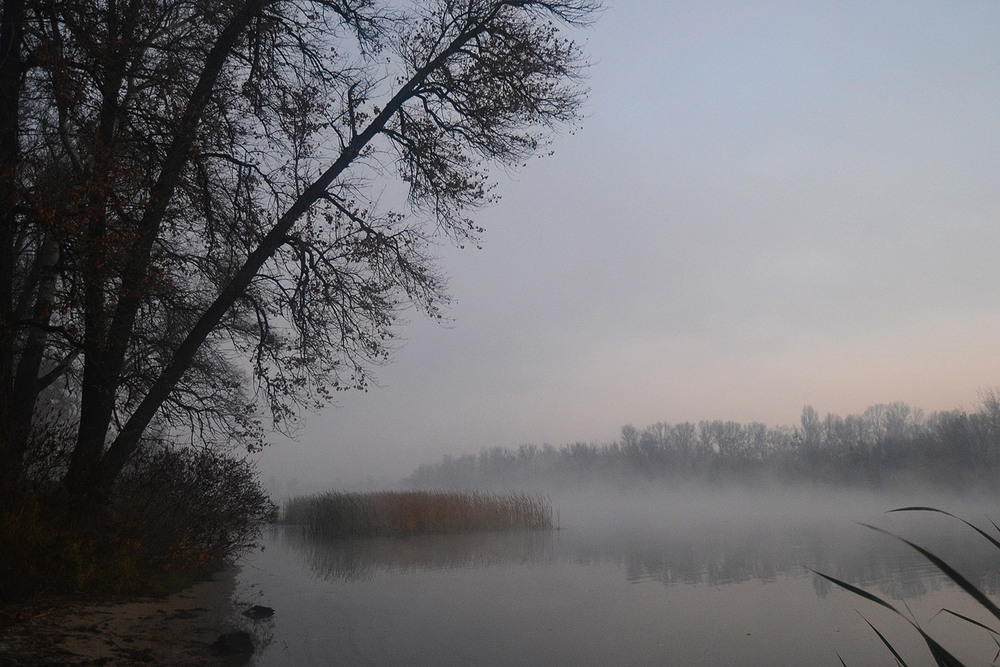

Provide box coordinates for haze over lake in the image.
[238,485,999,666]
[237,2,1000,665]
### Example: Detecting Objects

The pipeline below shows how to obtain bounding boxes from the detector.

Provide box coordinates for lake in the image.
[235,485,999,666]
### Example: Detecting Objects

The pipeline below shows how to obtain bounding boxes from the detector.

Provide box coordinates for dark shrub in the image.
[1,442,274,598]
[110,444,276,572]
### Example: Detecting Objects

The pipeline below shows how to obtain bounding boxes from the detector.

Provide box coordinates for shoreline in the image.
[0,566,251,666]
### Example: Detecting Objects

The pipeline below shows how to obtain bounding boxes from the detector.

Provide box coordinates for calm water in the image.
[235,487,999,666]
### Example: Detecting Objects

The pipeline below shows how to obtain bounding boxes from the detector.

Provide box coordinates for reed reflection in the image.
[281,527,556,581]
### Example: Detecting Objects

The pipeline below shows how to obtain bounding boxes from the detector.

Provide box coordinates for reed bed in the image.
[283,491,553,538]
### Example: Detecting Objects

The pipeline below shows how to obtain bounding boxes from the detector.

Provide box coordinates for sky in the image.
[258,0,1000,494]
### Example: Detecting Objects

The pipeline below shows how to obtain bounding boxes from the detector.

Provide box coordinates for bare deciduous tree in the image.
[0,0,598,501]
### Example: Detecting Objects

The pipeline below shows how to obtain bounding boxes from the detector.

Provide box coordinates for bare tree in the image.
[0,0,599,501]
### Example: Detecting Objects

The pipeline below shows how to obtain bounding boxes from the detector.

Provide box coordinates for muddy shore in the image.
[0,567,257,666]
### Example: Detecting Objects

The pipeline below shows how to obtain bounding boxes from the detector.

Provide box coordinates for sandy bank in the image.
[0,567,254,666]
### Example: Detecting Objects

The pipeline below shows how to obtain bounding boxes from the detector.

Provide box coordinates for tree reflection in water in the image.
[280,510,999,600]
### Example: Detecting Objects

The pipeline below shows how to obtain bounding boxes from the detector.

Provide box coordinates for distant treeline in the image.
[407,392,1000,490]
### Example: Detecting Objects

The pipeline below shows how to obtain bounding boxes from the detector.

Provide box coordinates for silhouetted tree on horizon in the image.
[406,395,1000,490]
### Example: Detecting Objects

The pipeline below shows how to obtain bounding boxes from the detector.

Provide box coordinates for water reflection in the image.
[282,527,555,581]
[282,514,999,601]
[243,495,1000,667]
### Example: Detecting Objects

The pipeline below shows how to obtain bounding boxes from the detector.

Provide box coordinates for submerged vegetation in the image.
[409,392,1000,491]
[816,508,1000,666]
[284,491,553,538]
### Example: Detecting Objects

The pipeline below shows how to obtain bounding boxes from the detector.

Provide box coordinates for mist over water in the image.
[238,482,999,666]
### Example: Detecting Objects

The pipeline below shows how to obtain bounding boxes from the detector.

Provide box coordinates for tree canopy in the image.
[0,0,599,500]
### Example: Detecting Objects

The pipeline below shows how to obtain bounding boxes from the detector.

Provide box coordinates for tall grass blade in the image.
[808,569,900,614]
[887,508,1000,552]
[918,631,965,667]
[858,613,909,667]
[820,509,1000,666]
[933,609,1000,636]
[859,523,1000,624]
[815,564,976,666]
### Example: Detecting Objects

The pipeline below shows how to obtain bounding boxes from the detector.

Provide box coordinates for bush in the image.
[0,443,275,600]
[110,445,275,572]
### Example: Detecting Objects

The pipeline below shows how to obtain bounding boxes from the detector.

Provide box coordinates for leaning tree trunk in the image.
[63,0,272,499]
[85,19,486,499]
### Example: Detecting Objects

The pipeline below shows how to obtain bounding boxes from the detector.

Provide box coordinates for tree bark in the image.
[64,0,273,497]
[0,0,27,500]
